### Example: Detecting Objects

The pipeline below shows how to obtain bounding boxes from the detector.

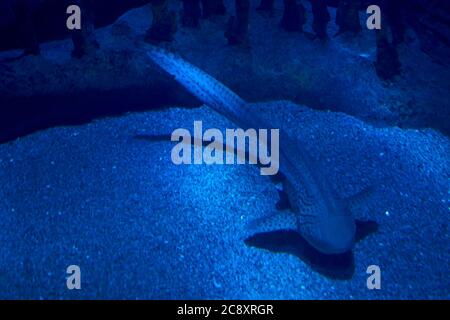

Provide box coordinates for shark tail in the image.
[146,45,247,125]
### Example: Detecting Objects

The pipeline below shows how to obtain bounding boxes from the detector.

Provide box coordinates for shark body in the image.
[146,45,357,254]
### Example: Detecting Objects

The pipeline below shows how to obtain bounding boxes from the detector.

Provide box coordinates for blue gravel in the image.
[0,102,448,299]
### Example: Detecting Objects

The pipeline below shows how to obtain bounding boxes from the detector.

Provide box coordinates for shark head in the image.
[295,196,357,255]
[304,214,356,254]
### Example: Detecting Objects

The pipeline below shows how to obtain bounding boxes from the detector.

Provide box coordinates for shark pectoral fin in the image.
[342,185,376,211]
[133,133,254,163]
[275,189,292,211]
[245,211,298,237]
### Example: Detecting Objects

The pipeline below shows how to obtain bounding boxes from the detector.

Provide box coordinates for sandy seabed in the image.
[0,101,448,299]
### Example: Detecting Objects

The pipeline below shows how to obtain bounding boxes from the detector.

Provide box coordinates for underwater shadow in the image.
[244,220,379,280]
[0,84,199,144]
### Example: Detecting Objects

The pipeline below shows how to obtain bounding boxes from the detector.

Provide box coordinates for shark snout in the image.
[322,215,356,254]
[305,215,356,255]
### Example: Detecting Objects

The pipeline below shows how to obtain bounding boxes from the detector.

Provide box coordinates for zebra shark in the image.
[146,45,366,255]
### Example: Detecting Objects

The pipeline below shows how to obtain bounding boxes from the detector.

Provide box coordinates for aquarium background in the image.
[0,0,449,299]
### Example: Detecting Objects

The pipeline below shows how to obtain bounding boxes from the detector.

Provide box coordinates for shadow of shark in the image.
[144,44,378,258]
[245,220,378,279]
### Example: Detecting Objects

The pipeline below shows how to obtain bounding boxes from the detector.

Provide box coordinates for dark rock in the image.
[201,0,226,18]
[375,27,401,80]
[14,0,40,56]
[224,0,250,46]
[335,0,361,35]
[280,0,306,33]
[405,0,450,64]
[0,0,150,52]
[181,0,202,28]
[310,0,330,39]
[384,0,406,45]
[256,0,275,13]
[146,0,177,43]
[71,0,99,58]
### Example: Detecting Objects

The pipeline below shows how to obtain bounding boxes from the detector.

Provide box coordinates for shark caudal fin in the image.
[146,45,246,125]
